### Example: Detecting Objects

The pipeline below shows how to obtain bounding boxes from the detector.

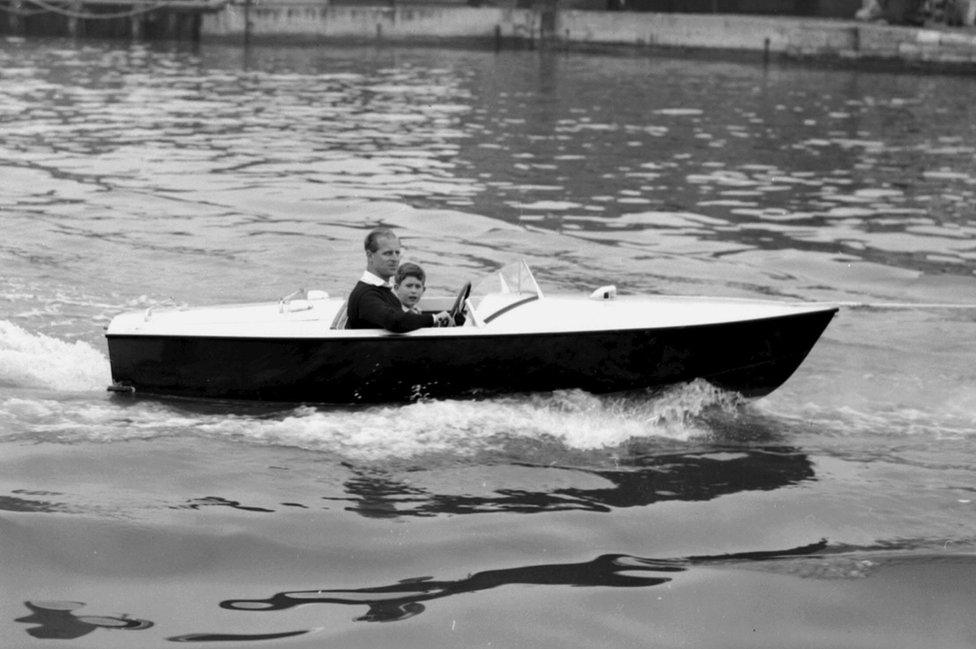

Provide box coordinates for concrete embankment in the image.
[202,3,976,69]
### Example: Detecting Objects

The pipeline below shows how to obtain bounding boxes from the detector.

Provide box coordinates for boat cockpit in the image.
[330,260,544,330]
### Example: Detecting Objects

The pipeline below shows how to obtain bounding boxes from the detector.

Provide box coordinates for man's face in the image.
[366,235,401,280]
[395,276,425,308]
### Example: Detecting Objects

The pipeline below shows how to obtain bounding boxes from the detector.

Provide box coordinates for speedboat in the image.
[104,261,837,403]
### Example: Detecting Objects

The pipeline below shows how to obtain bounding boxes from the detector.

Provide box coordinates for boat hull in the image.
[105,308,836,403]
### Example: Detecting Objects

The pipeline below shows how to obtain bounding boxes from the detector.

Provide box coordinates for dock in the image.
[4,0,976,72]
[1,0,224,40]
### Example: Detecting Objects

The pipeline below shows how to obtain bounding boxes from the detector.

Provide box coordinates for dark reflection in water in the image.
[14,542,827,641]
[219,540,827,623]
[0,492,71,514]
[333,446,814,518]
[173,496,275,513]
[169,630,310,643]
[13,601,311,643]
[15,601,152,640]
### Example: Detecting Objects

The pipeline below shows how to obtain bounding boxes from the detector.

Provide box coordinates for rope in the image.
[0,0,212,20]
[24,0,174,19]
[0,3,50,15]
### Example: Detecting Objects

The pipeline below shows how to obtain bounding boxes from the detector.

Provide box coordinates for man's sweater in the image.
[346,281,434,332]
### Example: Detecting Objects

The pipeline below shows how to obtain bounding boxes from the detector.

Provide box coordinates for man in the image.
[346,228,453,332]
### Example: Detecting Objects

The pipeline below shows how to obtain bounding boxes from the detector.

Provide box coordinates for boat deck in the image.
[106,294,838,339]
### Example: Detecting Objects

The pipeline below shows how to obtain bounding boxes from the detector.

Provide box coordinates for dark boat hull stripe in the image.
[106,309,836,403]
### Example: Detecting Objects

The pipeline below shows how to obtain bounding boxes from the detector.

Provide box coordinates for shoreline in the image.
[5,3,976,71]
[201,5,976,70]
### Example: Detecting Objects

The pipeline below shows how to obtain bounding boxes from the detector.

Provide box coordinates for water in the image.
[2,36,976,647]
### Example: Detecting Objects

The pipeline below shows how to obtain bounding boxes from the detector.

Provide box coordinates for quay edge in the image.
[5,1,976,71]
[200,3,976,70]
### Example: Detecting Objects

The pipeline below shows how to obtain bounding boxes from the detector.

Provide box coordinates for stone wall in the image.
[620,0,860,18]
[553,12,860,53]
[200,4,976,68]
[204,4,540,44]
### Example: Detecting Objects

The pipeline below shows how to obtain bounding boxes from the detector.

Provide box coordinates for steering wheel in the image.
[449,281,472,322]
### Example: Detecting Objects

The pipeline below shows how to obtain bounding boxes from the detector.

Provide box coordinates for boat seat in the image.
[331,301,349,329]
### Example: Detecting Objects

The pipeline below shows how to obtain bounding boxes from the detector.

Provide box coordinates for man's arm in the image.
[357,287,435,333]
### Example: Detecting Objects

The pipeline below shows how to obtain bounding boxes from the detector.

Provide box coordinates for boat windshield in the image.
[470,260,543,324]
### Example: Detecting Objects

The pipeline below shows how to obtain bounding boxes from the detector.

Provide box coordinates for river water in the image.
[2,36,976,647]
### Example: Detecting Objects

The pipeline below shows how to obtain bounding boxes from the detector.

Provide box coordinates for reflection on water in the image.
[220,554,682,623]
[12,542,826,641]
[15,601,152,640]
[0,444,814,520]
[173,496,275,513]
[0,490,72,514]
[15,601,306,643]
[168,630,311,643]
[17,546,976,646]
[219,540,827,624]
[334,446,813,518]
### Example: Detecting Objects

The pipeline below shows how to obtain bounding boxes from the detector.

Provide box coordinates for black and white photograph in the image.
[2,0,976,646]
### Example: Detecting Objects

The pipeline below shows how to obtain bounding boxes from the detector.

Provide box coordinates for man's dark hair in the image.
[395,262,426,287]
[364,228,397,253]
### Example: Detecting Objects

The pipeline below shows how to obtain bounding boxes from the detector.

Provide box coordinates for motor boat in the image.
[104,261,837,403]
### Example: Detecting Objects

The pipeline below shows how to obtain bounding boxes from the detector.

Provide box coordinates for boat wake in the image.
[5,318,976,461]
[0,320,110,392]
[0,320,801,458]
[190,380,744,460]
[0,381,744,460]
[0,320,754,454]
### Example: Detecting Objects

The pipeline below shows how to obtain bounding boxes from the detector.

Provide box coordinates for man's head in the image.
[394,263,426,309]
[364,228,400,281]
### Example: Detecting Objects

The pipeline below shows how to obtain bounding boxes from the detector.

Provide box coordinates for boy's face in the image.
[395,276,425,308]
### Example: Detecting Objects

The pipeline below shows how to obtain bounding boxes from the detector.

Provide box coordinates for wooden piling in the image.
[243,0,251,47]
[131,12,142,39]
[8,0,22,34]
[68,1,80,37]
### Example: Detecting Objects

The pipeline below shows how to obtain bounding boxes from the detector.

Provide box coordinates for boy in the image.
[393,262,427,315]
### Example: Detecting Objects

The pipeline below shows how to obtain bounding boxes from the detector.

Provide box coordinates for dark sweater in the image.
[346,281,434,332]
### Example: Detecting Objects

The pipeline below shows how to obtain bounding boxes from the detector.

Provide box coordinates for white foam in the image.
[191,381,742,460]
[0,395,219,444]
[0,321,110,392]
[0,381,741,457]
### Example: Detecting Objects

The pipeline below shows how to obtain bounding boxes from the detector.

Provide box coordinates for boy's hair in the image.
[395,262,426,286]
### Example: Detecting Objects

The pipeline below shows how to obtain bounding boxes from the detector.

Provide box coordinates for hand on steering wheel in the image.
[449,281,472,323]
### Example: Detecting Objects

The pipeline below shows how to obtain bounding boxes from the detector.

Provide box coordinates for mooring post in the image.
[243,0,252,48]
[539,0,556,45]
[68,1,80,37]
[9,0,22,34]
[192,11,201,43]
